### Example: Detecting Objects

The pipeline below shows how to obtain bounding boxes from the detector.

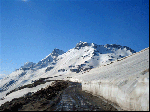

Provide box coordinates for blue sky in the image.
[0,0,149,76]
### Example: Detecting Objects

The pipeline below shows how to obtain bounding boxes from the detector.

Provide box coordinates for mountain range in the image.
[0,41,149,111]
[0,41,136,94]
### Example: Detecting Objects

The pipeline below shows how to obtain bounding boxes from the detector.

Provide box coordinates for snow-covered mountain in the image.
[0,42,135,95]
[34,48,65,69]
[0,42,149,111]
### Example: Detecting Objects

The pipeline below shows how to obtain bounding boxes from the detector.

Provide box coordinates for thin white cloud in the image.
[22,0,28,2]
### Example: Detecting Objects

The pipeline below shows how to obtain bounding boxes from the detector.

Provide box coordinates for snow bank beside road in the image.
[82,75,149,111]
[71,47,149,111]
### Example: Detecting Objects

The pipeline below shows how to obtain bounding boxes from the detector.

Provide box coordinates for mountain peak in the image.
[51,48,65,56]
[34,48,65,68]
[75,41,95,49]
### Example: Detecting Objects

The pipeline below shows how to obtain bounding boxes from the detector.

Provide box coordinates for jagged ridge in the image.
[0,42,137,104]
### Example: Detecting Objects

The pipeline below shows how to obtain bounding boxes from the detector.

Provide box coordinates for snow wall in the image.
[82,78,149,111]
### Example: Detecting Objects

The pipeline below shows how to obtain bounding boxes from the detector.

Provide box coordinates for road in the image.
[47,81,118,111]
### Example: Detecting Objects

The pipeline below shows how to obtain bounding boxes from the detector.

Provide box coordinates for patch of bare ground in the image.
[0,80,69,111]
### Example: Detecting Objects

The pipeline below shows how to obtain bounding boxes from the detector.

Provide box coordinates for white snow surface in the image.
[0,42,149,111]
[70,47,149,111]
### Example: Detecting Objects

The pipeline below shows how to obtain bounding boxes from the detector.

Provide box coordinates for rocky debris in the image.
[69,65,73,68]
[82,68,91,71]
[5,78,43,96]
[58,69,66,72]
[67,77,72,78]
[70,63,94,73]
[108,59,113,61]
[51,62,56,65]
[5,77,55,96]
[0,80,69,111]
[45,67,54,72]
[70,69,80,73]
[84,61,88,63]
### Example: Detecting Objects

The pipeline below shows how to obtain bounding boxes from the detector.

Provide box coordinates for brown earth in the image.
[0,80,69,111]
